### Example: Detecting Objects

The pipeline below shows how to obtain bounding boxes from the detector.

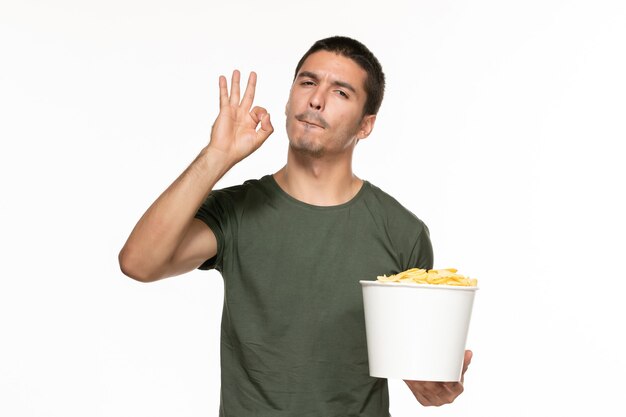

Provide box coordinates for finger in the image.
[249,105,267,125]
[219,75,228,108]
[404,381,431,406]
[240,71,257,110]
[230,70,241,105]
[422,382,452,406]
[443,381,464,398]
[413,391,432,406]
[405,380,441,407]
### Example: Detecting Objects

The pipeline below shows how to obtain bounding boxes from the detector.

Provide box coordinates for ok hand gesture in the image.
[208,70,274,167]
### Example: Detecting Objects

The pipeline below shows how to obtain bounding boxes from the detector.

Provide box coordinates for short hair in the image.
[293,36,386,116]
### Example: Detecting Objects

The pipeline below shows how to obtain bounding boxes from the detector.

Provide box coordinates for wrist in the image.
[194,146,234,185]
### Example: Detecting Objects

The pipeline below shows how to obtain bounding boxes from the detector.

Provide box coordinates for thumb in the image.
[460,350,473,382]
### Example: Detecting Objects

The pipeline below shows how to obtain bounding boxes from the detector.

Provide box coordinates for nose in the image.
[309,89,324,111]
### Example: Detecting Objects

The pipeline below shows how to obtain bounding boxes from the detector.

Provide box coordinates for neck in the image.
[273,145,363,206]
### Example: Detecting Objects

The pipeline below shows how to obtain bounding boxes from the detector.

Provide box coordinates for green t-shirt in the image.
[195,174,433,417]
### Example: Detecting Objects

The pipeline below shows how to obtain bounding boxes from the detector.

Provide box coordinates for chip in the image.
[376,268,478,286]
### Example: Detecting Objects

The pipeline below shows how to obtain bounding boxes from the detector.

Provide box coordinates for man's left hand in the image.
[403,350,473,407]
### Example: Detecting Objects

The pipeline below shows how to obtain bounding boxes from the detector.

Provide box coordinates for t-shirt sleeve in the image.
[407,220,434,270]
[194,190,231,271]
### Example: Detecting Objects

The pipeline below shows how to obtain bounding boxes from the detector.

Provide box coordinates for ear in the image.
[356,114,377,140]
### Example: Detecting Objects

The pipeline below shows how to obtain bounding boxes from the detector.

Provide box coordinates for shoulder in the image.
[197,175,275,221]
[362,181,428,233]
[360,181,433,270]
[209,175,274,204]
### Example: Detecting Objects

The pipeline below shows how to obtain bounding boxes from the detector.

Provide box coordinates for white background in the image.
[1,1,625,416]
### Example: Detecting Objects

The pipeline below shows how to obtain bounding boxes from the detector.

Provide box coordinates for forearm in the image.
[119,147,230,281]
[120,70,273,281]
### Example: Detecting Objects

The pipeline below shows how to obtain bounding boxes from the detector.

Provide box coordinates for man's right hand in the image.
[119,70,272,283]
[208,70,274,167]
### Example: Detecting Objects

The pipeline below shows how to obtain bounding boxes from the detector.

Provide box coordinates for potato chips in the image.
[377,268,478,287]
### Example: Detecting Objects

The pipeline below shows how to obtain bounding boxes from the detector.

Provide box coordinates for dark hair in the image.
[293,36,386,116]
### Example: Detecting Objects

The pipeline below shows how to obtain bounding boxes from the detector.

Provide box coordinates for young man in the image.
[119,36,472,415]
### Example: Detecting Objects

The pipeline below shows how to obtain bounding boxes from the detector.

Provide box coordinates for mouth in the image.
[301,121,323,129]
[296,116,325,129]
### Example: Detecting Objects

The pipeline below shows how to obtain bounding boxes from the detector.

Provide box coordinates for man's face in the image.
[285,50,375,158]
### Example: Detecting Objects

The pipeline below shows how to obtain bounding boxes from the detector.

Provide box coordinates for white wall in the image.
[1,1,624,416]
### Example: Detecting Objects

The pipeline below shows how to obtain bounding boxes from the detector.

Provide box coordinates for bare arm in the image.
[119,70,273,282]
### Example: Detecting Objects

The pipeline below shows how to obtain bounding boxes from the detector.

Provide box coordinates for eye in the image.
[301,80,315,86]
[336,90,349,98]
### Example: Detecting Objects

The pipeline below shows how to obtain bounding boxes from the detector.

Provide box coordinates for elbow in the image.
[118,247,161,283]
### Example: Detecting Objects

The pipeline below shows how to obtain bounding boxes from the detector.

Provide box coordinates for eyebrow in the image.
[297,71,357,94]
